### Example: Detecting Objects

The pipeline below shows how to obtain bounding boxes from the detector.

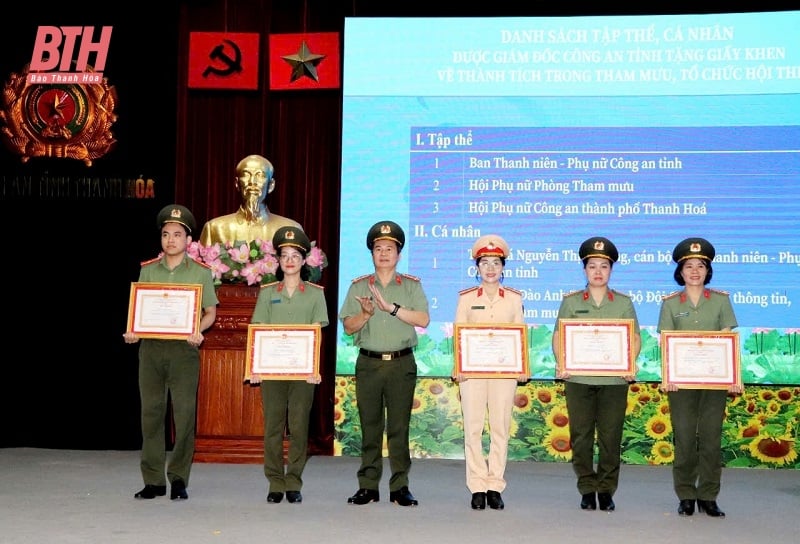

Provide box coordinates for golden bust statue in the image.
[199,154,302,246]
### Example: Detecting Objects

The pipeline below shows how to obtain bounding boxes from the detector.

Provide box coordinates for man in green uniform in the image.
[552,237,640,512]
[339,220,430,507]
[124,204,219,501]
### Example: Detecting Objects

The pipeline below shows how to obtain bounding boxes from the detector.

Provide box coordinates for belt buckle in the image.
[382,353,392,361]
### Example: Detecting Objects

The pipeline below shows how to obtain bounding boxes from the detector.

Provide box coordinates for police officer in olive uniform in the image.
[658,237,740,518]
[339,221,430,507]
[124,205,219,501]
[250,226,329,505]
[552,237,640,512]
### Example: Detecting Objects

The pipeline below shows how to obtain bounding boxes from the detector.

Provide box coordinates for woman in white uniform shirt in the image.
[453,234,526,511]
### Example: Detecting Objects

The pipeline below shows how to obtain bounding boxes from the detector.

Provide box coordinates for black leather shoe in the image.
[347,488,379,505]
[286,491,302,504]
[697,500,725,517]
[580,492,596,510]
[134,484,166,499]
[267,492,284,504]
[486,490,504,510]
[390,486,418,507]
[678,499,695,516]
[471,492,486,510]
[598,492,615,512]
[170,479,188,500]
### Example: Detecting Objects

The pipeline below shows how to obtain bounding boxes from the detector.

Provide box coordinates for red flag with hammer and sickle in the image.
[188,32,260,90]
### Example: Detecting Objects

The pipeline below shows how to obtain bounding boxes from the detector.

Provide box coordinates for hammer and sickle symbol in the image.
[202,39,243,77]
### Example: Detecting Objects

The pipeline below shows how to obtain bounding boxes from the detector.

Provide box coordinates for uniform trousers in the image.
[564,381,628,496]
[354,353,417,491]
[138,340,200,486]
[668,388,727,500]
[459,377,517,493]
[260,380,316,492]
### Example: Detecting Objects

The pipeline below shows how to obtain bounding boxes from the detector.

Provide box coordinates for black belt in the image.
[359,347,413,361]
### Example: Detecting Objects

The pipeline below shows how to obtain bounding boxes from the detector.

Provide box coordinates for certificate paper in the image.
[127,283,202,339]
[246,324,321,380]
[454,323,529,378]
[558,319,635,376]
[661,331,741,389]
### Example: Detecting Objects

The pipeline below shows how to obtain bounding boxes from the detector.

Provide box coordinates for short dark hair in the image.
[673,259,713,286]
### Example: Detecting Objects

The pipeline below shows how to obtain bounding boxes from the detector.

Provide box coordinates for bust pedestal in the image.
[194,284,265,463]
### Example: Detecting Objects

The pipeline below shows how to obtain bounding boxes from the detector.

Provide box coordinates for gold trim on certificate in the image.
[246,324,321,381]
[660,331,741,390]
[558,318,636,376]
[126,282,202,340]
[454,323,529,378]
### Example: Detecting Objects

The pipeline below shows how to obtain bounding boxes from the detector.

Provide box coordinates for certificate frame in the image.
[246,324,321,381]
[126,282,202,340]
[660,331,741,390]
[558,318,636,377]
[453,323,529,378]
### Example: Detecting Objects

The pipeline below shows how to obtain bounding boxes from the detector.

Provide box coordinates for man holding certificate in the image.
[339,220,430,507]
[453,234,525,511]
[250,226,329,505]
[124,204,219,501]
[658,237,741,518]
[552,237,640,513]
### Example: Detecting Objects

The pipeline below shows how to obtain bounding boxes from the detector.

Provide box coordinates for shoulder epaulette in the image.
[661,290,682,300]
[351,274,372,284]
[191,258,212,270]
[260,281,280,289]
[399,273,421,282]
[140,256,160,266]
[306,282,325,290]
[564,289,583,298]
[503,286,522,296]
[459,286,479,296]
[708,288,730,296]
[611,289,631,299]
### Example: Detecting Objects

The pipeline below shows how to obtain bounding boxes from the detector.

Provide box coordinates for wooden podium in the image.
[194,284,264,463]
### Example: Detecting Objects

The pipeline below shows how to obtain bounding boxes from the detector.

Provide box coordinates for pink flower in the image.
[227,243,251,264]
[306,246,324,267]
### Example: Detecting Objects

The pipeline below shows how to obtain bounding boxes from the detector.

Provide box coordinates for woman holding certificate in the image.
[250,226,329,505]
[657,237,741,518]
[552,237,640,513]
[453,234,525,511]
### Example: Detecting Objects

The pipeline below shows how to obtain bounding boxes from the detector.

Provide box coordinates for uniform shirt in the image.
[251,281,329,326]
[338,273,428,352]
[138,254,219,311]
[657,288,737,333]
[455,285,524,325]
[555,288,639,386]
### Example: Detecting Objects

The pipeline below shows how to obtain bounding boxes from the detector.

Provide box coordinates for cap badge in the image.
[170,208,182,219]
[286,230,295,240]
[593,240,605,251]
[690,242,701,253]
[380,224,392,235]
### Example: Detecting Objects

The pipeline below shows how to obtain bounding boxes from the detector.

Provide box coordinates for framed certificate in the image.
[454,323,529,378]
[661,331,741,389]
[246,324,321,380]
[126,282,202,339]
[558,319,636,376]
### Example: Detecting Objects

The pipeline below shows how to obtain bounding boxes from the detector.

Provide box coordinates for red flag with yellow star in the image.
[269,32,340,91]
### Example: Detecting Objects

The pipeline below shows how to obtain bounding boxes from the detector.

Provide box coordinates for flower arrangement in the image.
[187,238,327,286]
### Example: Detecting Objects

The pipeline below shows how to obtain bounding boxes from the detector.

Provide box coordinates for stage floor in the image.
[1,448,797,544]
